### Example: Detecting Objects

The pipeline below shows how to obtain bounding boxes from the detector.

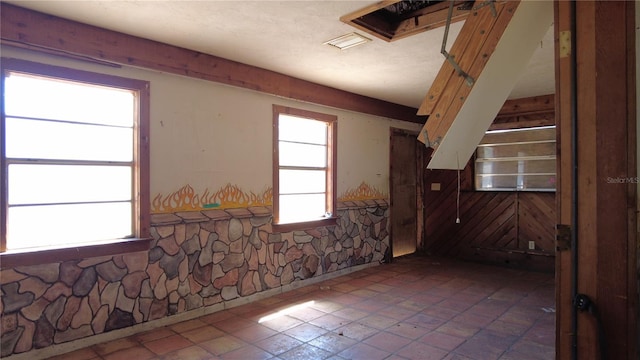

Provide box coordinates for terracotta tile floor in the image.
[48,255,555,360]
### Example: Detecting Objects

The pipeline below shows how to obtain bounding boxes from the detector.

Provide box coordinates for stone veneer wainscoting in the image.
[0,200,390,358]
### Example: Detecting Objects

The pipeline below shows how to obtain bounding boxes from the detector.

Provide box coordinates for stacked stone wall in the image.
[0,200,389,357]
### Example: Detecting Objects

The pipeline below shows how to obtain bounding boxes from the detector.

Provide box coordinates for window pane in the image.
[279,169,326,194]
[6,118,133,161]
[475,159,556,175]
[279,115,327,145]
[7,202,132,250]
[279,194,326,223]
[477,142,555,159]
[279,142,327,167]
[5,72,135,127]
[9,164,132,205]
[476,174,556,191]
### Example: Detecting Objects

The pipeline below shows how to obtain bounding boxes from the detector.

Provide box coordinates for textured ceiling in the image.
[5,1,555,109]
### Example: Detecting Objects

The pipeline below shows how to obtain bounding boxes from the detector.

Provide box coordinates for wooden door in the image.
[390,128,422,257]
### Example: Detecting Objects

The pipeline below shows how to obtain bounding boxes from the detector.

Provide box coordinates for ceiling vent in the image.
[324,32,372,50]
[341,0,471,42]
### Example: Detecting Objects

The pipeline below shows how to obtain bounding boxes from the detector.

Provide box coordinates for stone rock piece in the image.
[149,298,168,320]
[157,235,181,256]
[211,264,225,281]
[116,286,135,313]
[122,252,149,273]
[174,224,187,245]
[43,296,66,327]
[248,228,262,249]
[155,225,175,238]
[212,240,229,254]
[104,308,135,332]
[92,305,109,334]
[15,263,59,284]
[229,239,243,254]
[177,280,191,297]
[301,255,320,279]
[220,253,245,272]
[181,234,201,255]
[293,233,314,243]
[268,233,282,243]
[139,298,152,322]
[159,249,186,279]
[0,269,27,285]
[250,216,270,227]
[34,315,55,349]
[200,284,219,298]
[228,218,243,241]
[20,297,50,321]
[263,272,280,289]
[2,282,34,314]
[71,298,92,329]
[213,268,238,289]
[56,296,81,330]
[193,263,213,286]
[220,286,239,301]
[154,273,168,300]
[248,246,259,271]
[198,238,214,266]
[148,246,164,263]
[59,261,83,287]
[239,272,257,296]
[96,261,126,282]
[15,313,35,354]
[73,267,97,297]
[100,282,120,313]
[280,264,294,285]
[185,294,203,311]
[285,246,303,263]
[0,326,23,357]
[122,271,148,299]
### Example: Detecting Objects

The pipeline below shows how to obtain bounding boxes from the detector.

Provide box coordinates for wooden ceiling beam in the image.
[0,3,425,124]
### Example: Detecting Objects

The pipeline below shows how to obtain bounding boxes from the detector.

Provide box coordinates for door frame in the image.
[389,127,425,259]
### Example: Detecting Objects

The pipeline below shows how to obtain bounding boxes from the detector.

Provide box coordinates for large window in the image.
[1,59,150,258]
[273,105,337,230]
[475,126,556,191]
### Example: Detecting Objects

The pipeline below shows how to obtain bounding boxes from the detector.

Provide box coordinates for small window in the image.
[273,105,337,230]
[1,59,150,254]
[475,126,556,191]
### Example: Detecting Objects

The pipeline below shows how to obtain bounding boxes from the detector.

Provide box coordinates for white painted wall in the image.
[1,46,421,199]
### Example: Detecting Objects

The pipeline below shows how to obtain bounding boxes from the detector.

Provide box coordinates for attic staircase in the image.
[417,0,553,170]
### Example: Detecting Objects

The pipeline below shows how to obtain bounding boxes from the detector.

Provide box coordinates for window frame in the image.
[272,105,338,232]
[0,58,151,268]
[474,125,557,192]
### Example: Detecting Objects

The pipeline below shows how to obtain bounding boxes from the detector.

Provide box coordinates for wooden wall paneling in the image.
[624,3,637,358]
[553,0,573,358]
[497,94,555,118]
[517,192,556,252]
[555,1,637,358]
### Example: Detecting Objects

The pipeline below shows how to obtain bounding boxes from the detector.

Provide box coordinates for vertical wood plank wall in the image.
[422,101,556,273]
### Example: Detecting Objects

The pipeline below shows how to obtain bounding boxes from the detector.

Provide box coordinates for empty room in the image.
[0,1,637,359]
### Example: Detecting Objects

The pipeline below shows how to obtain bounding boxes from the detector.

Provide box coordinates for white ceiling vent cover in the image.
[324,32,371,50]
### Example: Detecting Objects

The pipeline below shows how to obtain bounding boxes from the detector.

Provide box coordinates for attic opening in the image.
[340,0,472,42]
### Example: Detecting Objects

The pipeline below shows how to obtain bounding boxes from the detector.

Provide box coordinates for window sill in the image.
[0,237,152,269]
[272,217,339,233]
